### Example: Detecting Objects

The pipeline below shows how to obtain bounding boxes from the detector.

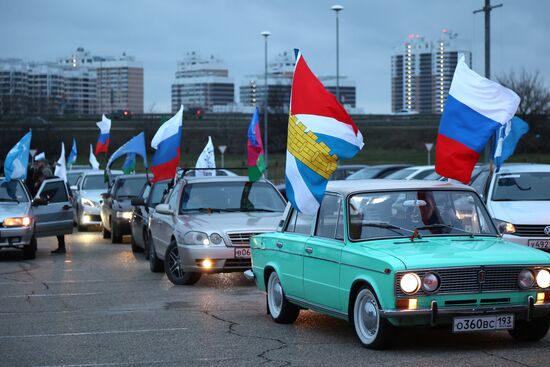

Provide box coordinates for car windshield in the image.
[492,172,550,201]
[114,177,147,199]
[347,167,385,180]
[348,190,496,240]
[0,179,28,203]
[180,181,285,213]
[385,168,416,180]
[82,174,108,190]
[149,181,169,207]
[67,172,83,186]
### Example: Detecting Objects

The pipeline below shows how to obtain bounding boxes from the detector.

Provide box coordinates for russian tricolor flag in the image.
[435,56,520,184]
[95,114,111,155]
[151,105,183,182]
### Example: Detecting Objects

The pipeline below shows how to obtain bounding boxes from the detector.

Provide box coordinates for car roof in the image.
[493,164,550,174]
[326,179,473,196]
[185,176,269,184]
[82,170,123,177]
[115,173,148,180]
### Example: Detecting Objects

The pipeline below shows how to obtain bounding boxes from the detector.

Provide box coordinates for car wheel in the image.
[351,287,392,349]
[111,222,122,243]
[102,225,111,239]
[22,237,37,260]
[508,316,550,342]
[266,271,300,324]
[148,233,164,273]
[164,241,201,285]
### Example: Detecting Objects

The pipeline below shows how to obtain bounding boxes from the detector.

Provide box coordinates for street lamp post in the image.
[261,31,271,178]
[331,5,343,103]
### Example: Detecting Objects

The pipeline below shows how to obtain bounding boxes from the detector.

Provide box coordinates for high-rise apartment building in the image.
[171,52,235,113]
[240,51,356,113]
[391,29,471,114]
[97,55,144,114]
[0,59,30,116]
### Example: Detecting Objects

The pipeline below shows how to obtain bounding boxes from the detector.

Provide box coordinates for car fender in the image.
[258,261,283,293]
[343,273,394,314]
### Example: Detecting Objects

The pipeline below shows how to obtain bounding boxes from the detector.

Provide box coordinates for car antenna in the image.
[410,229,422,242]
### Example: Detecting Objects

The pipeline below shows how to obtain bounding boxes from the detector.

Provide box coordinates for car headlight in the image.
[3,216,32,227]
[209,233,224,246]
[81,198,96,207]
[183,231,210,246]
[421,273,440,293]
[493,219,516,234]
[400,273,421,294]
[518,269,535,289]
[536,269,550,289]
[116,211,133,220]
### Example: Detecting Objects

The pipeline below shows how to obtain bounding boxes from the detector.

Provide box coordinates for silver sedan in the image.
[148,176,286,285]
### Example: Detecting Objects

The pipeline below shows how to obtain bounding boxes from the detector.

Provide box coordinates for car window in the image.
[168,187,180,210]
[413,169,435,180]
[67,172,82,186]
[114,177,147,199]
[315,195,343,239]
[39,180,68,203]
[82,174,109,190]
[284,208,298,233]
[492,172,550,201]
[148,182,169,208]
[141,184,151,200]
[294,212,315,236]
[470,170,489,195]
[385,168,416,180]
[0,179,29,202]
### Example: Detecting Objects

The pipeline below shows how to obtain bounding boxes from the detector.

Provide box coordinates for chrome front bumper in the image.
[381,296,550,325]
[0,226,34,248]
[178,245,251,273]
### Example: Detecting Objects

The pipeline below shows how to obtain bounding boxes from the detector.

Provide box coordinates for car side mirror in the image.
[155,203,174,216]
[131,198,146,206]
[32,197,48,206]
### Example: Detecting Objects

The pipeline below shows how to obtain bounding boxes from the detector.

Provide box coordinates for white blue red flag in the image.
[95,114,111,155]
[151,105,183,182]
[435,56,520,183]
[286,50,364,215]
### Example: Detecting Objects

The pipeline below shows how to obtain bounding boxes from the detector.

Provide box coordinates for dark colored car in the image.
[100,174,148,243]
[130,179,170,255]
[346,164,412,180]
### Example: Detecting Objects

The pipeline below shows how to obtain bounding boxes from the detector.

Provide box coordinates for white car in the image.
[385,165,435,180]
[470,164,550,251]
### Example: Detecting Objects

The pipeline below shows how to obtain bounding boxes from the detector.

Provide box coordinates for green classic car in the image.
[247,180,550,349]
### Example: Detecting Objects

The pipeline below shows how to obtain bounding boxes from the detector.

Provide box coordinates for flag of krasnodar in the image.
[195,136,216,177]
[286,50,364,215]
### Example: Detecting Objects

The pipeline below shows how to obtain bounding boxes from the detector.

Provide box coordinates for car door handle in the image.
[276,241,283,249]
[305,246,313,254]
[62,204,72,210]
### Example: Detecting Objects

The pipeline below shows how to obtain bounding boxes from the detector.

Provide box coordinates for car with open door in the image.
[0,177,73,259]
[247,179,550,349]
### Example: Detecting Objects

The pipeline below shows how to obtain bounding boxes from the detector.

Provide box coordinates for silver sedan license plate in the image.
[528,239,550,249]
[453,314,514,333]
[235,247,251,258]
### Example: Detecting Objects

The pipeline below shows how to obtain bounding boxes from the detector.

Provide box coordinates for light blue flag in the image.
[67,138,77,167]
[106,132,148,172]
[493,116,529,172]
[4,130,32,181]
[122,153,136,174]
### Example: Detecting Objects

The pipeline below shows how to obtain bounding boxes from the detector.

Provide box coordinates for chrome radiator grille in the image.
[514,225,550,237]
[395,266,541,298]
[226,232,262,247]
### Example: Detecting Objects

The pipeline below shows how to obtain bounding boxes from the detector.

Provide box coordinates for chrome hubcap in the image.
[354,289,379,344]
[268,273,283,317]
[168,246,184,279]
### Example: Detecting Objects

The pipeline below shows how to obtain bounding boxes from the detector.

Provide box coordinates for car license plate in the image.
[235,247,251,258]
[528,239,550,249]
[453,314,514,333]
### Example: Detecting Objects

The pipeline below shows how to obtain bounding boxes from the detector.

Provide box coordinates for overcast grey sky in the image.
[1,0,548,113]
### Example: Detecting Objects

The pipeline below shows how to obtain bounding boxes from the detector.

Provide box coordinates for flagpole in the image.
[261,31,271,179]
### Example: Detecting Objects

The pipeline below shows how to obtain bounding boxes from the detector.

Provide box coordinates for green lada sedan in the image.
[247,180,550,349]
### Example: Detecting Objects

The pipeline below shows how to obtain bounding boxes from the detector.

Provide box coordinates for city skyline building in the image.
[391,29,472,114]
[171,52,235,113]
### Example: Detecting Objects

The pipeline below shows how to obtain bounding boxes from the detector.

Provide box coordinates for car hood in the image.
[360,237,550,270]
[488,200,550,224]
[79,190,104,203]
[113,199,134,211]
[177,211,282,235]
[0,202,31,222]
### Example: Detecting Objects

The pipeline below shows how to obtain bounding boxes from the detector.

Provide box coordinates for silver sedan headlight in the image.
[183,231,210,246]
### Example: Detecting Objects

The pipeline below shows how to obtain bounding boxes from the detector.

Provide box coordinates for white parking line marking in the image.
[0,327,188,339]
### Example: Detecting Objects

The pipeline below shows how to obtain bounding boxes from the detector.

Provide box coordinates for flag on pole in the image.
[151,105,183,182]
[54,142,67,182]
[95,114,111,155]
[493,116,529,172]
[89,144,100,170]
[106,132,148,172]
[435,55,520,183]
[35,152,46,161]
[122,153,136,174]
[67,138,77,168]
[4,130,32,181]
[247,107,265,182]
[286,50,364,215]
[195,136,216,177]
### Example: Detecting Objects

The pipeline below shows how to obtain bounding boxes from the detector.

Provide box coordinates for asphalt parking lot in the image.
[0,232,549,367]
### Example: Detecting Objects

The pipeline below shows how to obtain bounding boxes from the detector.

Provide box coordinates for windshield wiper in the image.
[0,198,19,203]
[240,208,278,212]
[414,224,475,238]
[361,221,414,236]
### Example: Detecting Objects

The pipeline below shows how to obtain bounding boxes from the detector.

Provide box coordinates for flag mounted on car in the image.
[151,106,183,182]
[106,132,148,173]
[95,114,111,155]
[286,50,364,215]
[67,138,77,168]
[435,56,520,183]
[493,116,529,172]
[4,130,32,181]
[247,107,265,182]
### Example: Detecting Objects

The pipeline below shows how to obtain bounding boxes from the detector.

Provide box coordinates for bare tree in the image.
[498,69,550,116]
